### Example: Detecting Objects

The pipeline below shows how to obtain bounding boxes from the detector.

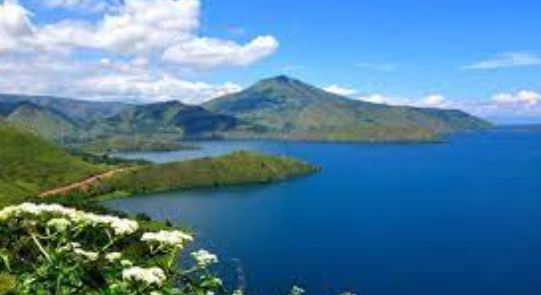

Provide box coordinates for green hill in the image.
[204,76,491,141]
[0,94,129,125]
[0,121,105,207]
[94,100,242,138]
[6,102,78,140]
[54,151,317,199]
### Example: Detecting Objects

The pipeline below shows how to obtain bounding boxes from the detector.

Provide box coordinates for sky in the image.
[1,0,540,123]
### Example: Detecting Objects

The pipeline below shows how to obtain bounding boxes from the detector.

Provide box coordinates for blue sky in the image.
[1,0,540,123]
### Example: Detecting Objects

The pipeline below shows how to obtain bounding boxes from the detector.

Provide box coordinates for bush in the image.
[0,203,225,294]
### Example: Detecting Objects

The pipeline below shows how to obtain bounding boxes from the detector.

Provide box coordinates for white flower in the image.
[0,205,20,221]
[122,266,166,286]
[141,230,193,248]
[73,248,99,261]
[0,203,139,236]
[290,286,305,295]
[46,218,71,232]
[191,249,218,267]
[59,242,99,261]
[110,218,139,235]
[121,259,133,267]
[105,252,122,263]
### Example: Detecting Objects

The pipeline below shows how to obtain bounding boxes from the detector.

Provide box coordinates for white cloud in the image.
[355,93,449,108]
[355,93,388,104]
[353,90,541,123]
[324,85,357,96]
[0,54,241,104]
[0,0,278,69]
[0,0,34,53]
[422,94,448,108]
[75,74,242,103]
[463,52,541,70]
[0,0,275,103]
[491,90,540,106]
[44,0,118,12]
[162,35,279,69]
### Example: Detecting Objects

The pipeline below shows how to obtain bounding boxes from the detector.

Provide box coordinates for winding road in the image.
[39,168,126,198]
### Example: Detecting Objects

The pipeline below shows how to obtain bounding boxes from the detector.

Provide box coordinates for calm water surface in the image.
[106,129,541,295]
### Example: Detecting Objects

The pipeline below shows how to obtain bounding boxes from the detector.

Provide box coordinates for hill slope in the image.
[50,151,317,199]
[204,76,491,141]
[6,102,78,140]
[0,121,104,206]
[0,94,129,125]
[94,100,242,138]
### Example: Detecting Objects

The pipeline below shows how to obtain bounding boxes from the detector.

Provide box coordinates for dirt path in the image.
[39,168,126,198]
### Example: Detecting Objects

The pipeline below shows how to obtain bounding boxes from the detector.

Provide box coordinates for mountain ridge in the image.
[204,75,491,141]
[0,76,491,143]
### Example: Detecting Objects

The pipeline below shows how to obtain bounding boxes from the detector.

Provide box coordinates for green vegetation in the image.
[0,203,225,294]
[205,75,491,141]
[0,122,106,207]
[0,94,129,125]
[0,121,317,207]
[68,135,199,153]
[1,76,491,145]
[0,203,308,295]
[5,102,78,140]
[58,151,317,199]
[0,93,322,294]
[91,100,241,139]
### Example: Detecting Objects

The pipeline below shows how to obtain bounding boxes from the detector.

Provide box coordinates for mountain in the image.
[94,100,242,138]
[0,94,130,125]
[0,76,491,143]
[5,102,78,140]
[0,121,104,207]
[204,76,491,141]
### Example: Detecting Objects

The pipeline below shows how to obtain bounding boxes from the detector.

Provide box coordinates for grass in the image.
[0,122,106,207]
[57,151,318,199]
[1,121,318,207]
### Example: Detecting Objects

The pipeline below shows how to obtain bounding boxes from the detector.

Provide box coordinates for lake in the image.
[105,129,541,295]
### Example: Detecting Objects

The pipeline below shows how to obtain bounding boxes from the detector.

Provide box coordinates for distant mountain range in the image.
[0,76,491,143]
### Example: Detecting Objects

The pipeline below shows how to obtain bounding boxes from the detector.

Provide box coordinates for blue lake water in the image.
[105,129,541,295]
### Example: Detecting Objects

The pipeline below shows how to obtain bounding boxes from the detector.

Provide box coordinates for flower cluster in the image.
[0,202,251,295]
[122,266,167,286]
[105,252,122,263]
[141,230,193,248]
[0,202,139,235]
[191,249,219,268]
[46,217,71,232]
[58,242,99,261]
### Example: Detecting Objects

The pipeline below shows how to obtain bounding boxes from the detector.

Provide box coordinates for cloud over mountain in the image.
[0,0,276,103]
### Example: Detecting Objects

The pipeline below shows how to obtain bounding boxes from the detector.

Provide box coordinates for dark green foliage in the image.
[68,151,150,166]
[204,76,491,141]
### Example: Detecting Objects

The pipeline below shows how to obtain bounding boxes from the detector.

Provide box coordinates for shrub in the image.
[0,203,225,294]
